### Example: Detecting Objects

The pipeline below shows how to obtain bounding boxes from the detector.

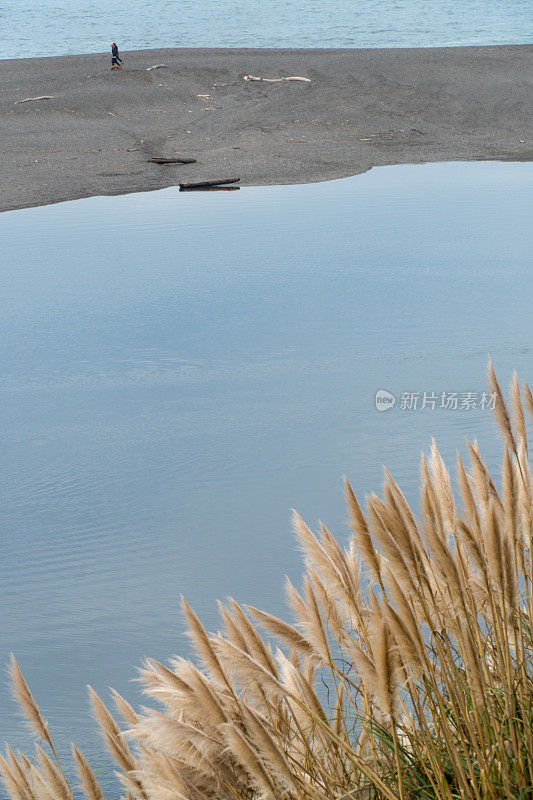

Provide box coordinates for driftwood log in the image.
[180,186,240,192]
[146,64,169,71]
[243,75,311,83]
[179,178,240,189]
[148,157,197,164]
[14,95,54,104]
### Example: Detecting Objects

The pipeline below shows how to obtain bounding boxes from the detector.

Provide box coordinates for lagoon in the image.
[0,160,531,791]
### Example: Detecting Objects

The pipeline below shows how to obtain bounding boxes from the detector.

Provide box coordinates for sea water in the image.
[0,0,531,59]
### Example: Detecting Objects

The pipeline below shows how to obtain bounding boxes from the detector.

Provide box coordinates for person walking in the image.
[111,43,123,70]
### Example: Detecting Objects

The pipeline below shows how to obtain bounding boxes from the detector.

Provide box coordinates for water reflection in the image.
[0,161,531,791]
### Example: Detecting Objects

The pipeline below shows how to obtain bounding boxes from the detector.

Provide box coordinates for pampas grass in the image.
[72,746,107,800]
[2,364,533,800]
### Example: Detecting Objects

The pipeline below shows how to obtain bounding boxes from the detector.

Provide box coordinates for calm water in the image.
[0,161,532,792]
[0,0,531,58]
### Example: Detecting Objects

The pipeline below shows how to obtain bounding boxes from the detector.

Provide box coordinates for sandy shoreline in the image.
[0,45,531,212]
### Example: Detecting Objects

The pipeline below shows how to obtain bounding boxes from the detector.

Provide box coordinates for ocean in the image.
[0,0,531,59]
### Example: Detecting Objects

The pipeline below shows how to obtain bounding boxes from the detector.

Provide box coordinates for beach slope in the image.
[0,46,531,211]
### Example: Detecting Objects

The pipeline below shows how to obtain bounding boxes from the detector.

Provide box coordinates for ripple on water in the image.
[0,162,531,789]
[0,0,531,57]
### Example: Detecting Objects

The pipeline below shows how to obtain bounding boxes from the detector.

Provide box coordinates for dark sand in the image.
[1,46,531,212]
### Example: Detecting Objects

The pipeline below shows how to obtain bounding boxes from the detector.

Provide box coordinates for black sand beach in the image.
[0,45,531,212]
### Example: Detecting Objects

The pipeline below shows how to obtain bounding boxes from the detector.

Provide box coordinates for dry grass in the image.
[2,365,533,800]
